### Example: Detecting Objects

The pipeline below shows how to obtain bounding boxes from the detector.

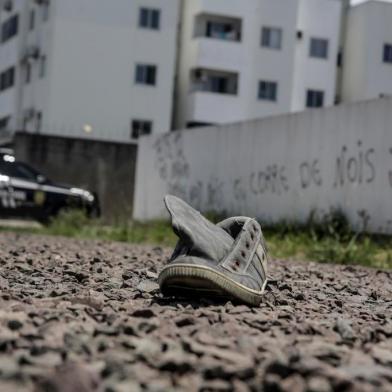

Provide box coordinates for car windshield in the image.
[0,160,42,182]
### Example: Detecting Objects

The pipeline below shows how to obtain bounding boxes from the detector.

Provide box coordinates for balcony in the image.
[186,90,242,125]
[187,69,241,125]
[194,13,242,42]
[190,68,238,95]
[20,46,40,64]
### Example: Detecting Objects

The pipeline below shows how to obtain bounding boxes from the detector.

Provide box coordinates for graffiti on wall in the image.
[249,165,289,195]
[333,141,375,187]
[153,132,189,200]
[299,160,322,189]
[151,133,392,231]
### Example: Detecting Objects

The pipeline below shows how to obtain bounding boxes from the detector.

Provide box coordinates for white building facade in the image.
[341,0,392,103]
[1,0,392,142]
[175,0,343,128]
[0,0,179,142]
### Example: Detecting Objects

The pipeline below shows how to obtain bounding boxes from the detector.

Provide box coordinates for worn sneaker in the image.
[158,195,269,306]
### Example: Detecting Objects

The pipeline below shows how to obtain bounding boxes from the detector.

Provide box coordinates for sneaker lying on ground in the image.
[158,195,269,306]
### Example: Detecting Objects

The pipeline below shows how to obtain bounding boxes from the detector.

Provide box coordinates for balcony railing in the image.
[194,14,242,42]
[191,68,238,95]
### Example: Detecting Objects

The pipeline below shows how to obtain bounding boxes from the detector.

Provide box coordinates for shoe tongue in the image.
[164,195,234,262]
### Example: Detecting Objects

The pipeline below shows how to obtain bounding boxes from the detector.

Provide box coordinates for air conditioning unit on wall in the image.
[21,46,41,63]
[24,108,36,121]
[27,46,40,59]
[3,0,13,12]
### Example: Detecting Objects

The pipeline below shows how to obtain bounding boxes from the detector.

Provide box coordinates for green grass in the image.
[40,209,178,247]
[266,229,392,269]
[264,211,392,269]
[2,209,392,269]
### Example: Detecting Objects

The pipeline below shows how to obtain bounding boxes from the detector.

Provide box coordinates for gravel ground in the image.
[0,232,391,392]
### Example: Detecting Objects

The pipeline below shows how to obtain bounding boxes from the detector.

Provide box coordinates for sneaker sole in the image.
[158,264,267,306]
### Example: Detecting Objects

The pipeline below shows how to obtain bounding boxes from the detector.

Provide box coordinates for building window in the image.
[337,51,343,67]
[310,38,329,59]
[0,116,10,132]
[42,2,50,22]
[1,14,19,43]
[131,120,152,139]
[36,112,42,133]
[192,69,238,95]
[139,8,160,30]
[261,27,282,50]
[25,63,32,84]
[258,80,278,101]
[205,21,241,41]
[0,67,15,92]
[383,44,392,64]
[135,64,157,86]
[29,9,35,30]
[39,56,46,78]
[306,89,324,108]
[210,76,229,94]
[186,122,213,128]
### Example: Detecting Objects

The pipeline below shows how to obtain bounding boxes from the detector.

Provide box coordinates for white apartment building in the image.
[0,0,179,142]
[175,0,343,128]
[1,0,391,142]
[341,0,392,102]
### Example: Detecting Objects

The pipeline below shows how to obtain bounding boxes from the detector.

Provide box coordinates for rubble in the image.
[0,232,391,391]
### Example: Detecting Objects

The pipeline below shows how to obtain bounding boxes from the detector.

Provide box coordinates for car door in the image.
[0,158,42,219]
[0,172,13,218]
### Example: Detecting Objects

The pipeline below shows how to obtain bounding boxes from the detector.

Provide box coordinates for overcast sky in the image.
[351,0,392,4]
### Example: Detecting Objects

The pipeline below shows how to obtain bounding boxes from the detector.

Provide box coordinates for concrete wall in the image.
[134,97,392,234]
[14,132,137,221]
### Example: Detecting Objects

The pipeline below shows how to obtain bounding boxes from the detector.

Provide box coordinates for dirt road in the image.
[0,233,391,392]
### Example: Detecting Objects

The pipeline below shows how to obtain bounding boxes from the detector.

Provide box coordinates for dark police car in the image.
[0,149,99,222]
